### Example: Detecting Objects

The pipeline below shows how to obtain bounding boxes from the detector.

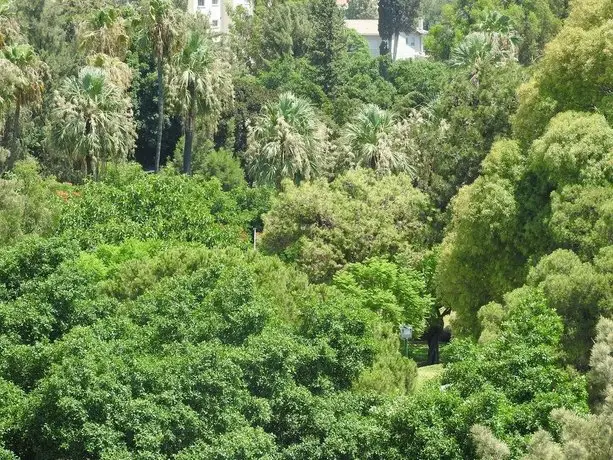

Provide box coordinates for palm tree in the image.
[343,104,412,175]
[48,67,136,177]
[449,32,493,83]
[87,53,133,91]
[0,57,19,116]
[141,0,182,173]
[451,12,519,83]
[245,92,326,186]
[476,11,519,61]
[170,29,233,175]
[78,6,130,59]
[0,0,19,48]
[1,44,46,163]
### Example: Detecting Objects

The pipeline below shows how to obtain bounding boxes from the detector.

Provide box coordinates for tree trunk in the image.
[425,311,445,365]
[182,90,196,176]
[392,31,400,61]
[154,52,164,173]
[6,101,21,170]
[85,154,95,178]
[427,330,440,365]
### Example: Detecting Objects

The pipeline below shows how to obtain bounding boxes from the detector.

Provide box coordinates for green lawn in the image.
[415,364,445,390]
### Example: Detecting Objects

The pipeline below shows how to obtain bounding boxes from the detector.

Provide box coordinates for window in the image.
[198,0,205,6]
[211,19,219,27]
[212,0,219,5]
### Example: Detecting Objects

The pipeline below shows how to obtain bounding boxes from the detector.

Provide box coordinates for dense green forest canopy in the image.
[1,0,612,458]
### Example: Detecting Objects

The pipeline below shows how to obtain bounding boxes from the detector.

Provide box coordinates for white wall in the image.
[393,33,425,60]
[188,0,251,33]
[364,35,381,57]
[354,32,426,60]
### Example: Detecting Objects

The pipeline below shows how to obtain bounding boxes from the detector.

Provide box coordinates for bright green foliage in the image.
[245,92,327,187]
[56,163,268,248]
[438,111,613,338]
[382,287,588,459]
[529,112,613,189]
[261,169,436,282]
[445,287,588,456]
[0,236,79,302]
[354,324,418,395]
[479,317,613,460]
[0,239,389,458]
[437,173,524,334]
[0,160,64,245]
[514,0,613,145]
[334,258,433,332]
[526,250,613,370]
[549,186,613,261]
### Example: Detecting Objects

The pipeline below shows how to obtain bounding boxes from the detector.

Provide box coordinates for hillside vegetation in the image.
[0,0,612,458]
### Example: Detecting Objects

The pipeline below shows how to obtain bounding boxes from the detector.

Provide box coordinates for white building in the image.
[187,0,251,33]
[345,19,428,60]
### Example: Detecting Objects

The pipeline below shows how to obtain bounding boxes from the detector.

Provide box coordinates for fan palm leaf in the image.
[48,67,136,177]
[246,92,325,186]
[343,104,413,175]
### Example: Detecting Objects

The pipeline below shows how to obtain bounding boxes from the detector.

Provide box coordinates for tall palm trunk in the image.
[6,100,20,169]
[154,49,164,173]
[85,154,95,178]
[182,87,196,175]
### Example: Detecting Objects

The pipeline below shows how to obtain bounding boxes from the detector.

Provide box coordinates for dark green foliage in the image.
[378,0,420,58]
[308,0,347,96]
[429,63,523,207]
[198,149,247,191]
[173,139,247,190]
[388,58,449,112]
[426,0,562,65]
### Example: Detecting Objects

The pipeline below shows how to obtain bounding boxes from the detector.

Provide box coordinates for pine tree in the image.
[309,0,347,96]
[378,0,420,60]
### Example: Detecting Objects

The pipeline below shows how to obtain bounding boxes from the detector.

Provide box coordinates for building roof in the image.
[345,19,428,37]
[345,20,380,36]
